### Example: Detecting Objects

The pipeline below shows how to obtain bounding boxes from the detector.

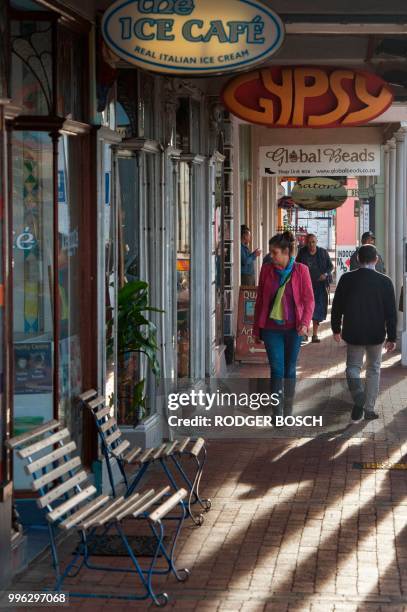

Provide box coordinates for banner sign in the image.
[259,144,381,177]
[291,177,348,211]
[102,0,284,75]
[236,286,268,363]
[222,67,393,127]
[336,245,356,283]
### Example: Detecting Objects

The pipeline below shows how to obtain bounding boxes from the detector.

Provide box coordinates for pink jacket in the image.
[253,262,315,337]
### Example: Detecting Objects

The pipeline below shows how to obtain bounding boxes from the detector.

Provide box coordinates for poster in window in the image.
[14,342,52,394]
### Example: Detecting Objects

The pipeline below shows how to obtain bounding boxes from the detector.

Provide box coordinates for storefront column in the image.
[383,144,390,271]
[387,138,396,287]
[395,129,406,333]
[402,128,407,365]
[231,118,241,339]
[374,148,385,259]
[0,101,12,590]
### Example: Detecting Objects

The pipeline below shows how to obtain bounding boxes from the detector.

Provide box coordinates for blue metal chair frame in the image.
[81,390,211,526]
[7,420,189,607]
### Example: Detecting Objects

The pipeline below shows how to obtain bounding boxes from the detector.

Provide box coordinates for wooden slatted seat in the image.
[6,419,190,607]
[79,389,212,526]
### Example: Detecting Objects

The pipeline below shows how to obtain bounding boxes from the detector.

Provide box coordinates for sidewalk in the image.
[10,316,407,611]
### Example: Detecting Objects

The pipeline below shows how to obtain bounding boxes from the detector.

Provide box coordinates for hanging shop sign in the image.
[102,0,284,75]
[259,144,381,177]
[222,67,393,127]
[291,177,347,211]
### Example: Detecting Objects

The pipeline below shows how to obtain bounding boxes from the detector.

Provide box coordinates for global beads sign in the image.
[291,178,348,212]
[222,67,393,127]
[102,0,285,75]
[259,144,381,177]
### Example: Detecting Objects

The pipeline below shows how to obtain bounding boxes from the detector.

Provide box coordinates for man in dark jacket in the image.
[331,245,397,423]
[296,234,333,342]
[349,231,385,273]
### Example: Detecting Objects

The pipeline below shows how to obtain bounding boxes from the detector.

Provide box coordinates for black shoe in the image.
[351,405,364,423]
[311,335,321,343]
[364,411,379,421]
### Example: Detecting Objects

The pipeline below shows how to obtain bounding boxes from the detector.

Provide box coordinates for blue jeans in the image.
[261,328,302,415]
[261,328,302,379]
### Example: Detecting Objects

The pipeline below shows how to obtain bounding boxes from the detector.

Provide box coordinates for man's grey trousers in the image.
[345,343,383,414]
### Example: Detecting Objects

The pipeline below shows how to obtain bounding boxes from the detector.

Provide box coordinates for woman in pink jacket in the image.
[253,231,315,416]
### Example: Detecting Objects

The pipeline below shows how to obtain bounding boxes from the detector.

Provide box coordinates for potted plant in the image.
[107,280,162,427]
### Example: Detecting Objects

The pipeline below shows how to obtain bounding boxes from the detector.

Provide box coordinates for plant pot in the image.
[120,413,163,449]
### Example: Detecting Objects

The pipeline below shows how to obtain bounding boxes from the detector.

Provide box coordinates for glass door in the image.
[214,160,224,345]
[176,161,191,378]
[11,131,54,490]
[57,135,84,449]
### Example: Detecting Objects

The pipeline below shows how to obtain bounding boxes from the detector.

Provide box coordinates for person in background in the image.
[350,231,385,273]
[253,231,314,417]
[296,234,333,343]
[331,244,397,423]
[263,237,273,265]
[241,227,261,286]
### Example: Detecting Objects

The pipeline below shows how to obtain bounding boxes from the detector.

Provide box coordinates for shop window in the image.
[176,97,201,154]
[139,72,155,139]
[177,161,191,378]
[0,110,5,487]
[57,25,86,121]
[214,161,224,345]
[103,144,115,406]
[11,19,53,115]
[116,156,141,424]
[116,70,138,138]
[118,158,140,282]
[190,99,201,154]
[57,135,83,447]
[176,98,190,152]
[11,131,54,489]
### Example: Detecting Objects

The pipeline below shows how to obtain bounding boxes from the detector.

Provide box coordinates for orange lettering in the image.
[342,74,393,124]
[222,71,272,124]
[292,68,329,126]
[308,70,353,127]
[260,68,293,126]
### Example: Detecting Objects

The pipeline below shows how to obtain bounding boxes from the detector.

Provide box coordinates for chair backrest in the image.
[6,420,97,526]
[79,390,131,461]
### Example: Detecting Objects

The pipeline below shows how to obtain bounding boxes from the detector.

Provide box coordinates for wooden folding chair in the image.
[6,420,189,607]
[80,390,211,525]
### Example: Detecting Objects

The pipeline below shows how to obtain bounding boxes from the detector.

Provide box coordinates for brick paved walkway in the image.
[10,314,407,612]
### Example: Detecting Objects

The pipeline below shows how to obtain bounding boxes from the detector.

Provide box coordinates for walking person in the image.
[253,231,314,416]
[331,244,397,423]
[296,234,333,343]
[350,231,385,273]
[241,227,261,286]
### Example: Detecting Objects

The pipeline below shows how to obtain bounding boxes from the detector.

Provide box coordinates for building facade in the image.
[1,0,407,588]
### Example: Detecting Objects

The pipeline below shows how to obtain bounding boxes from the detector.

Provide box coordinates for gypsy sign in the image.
[222,66,393,127]
[102,0,285,75]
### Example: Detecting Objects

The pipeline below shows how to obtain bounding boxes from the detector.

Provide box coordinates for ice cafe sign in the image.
[102,0,285,75]
[222,66,393,127]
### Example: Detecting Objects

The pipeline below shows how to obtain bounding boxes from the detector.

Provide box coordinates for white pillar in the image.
[401,128,407,365]
[395,129,406,334]
[383,144,390,270]
[388,138,396,287]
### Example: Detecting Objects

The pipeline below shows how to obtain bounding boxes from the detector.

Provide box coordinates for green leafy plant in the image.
[107,280,162,426]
